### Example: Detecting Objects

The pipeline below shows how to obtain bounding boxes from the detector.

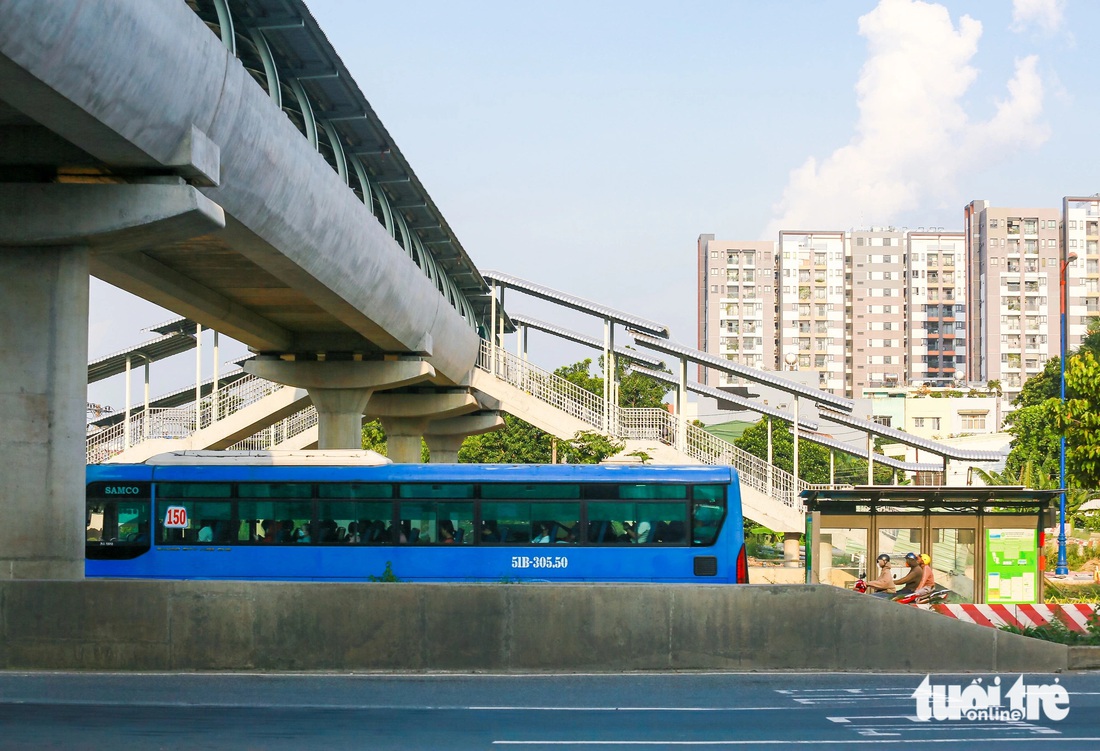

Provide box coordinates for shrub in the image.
[1001,608,1100,645]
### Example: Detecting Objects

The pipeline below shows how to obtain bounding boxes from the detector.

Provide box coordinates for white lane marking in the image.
[0,699,791,712]
[492,739,1100,746]
[776,687,913,694]
[794,696,913,704]
[468,706,788,712]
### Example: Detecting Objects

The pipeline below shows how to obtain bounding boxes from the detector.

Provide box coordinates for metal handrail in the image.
[478,341,605,430]
[86,372,284,463]
[475,342,806,512]
[228,407,319,450]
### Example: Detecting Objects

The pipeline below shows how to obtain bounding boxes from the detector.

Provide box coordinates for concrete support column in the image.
[244,359,435,450]
[783,532,802,568]
[384,418,430,464]
[370,390,481,463]
[310,388,375,450]
[423,434,465,464]
[0,247,88,580]
[424,412,505,463]
[0,181,224,581]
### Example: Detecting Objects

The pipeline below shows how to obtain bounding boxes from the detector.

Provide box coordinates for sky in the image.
[88,0,1099,416]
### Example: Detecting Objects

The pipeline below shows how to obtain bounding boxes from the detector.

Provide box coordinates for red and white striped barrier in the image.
[926,603,1098,633]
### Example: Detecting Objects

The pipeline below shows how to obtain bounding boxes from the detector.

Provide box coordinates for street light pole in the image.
[1058,249,1078,576]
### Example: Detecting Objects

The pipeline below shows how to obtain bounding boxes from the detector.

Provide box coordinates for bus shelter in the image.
[800,486,1060,605]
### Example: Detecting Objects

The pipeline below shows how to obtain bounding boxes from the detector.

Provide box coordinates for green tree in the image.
[554,359,603,395]
[1056,350,1100,490]
[973,460,1056,489]
[618,369,670,408]
[733,418,830,483]
[458,414,553,463]
[1012,356,1061,408]
[1003,402,1061,481]
[1077,317,1100,358]
[558,430,625,464]
[361,419,429,462]
[361,419,387,454]
[553,356,669,409]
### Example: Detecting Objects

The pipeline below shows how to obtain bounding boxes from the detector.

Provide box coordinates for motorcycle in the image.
[892,586,951,605]
[852,563,951,604]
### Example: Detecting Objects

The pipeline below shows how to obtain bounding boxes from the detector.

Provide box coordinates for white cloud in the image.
[1010,0,1066,34]
[764,0,1049,239]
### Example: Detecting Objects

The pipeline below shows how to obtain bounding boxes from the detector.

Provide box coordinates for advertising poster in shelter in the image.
[985,529,1038,604]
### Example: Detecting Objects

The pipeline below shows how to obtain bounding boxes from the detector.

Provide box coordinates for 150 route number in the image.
[511,556,568,569]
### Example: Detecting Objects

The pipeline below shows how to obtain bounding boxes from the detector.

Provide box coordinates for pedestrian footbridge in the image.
[87,337,808,532]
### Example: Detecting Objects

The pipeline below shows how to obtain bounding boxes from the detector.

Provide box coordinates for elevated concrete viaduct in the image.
[0,0,499,578]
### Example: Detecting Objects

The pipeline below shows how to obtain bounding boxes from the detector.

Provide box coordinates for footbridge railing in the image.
[86,372,285,463]
[476,341,805,515]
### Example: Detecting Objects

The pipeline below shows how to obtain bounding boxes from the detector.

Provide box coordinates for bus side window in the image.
[692,504,724,546]
[692,485,726,546]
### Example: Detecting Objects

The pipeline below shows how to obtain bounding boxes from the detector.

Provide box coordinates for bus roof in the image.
[142,450,392,467]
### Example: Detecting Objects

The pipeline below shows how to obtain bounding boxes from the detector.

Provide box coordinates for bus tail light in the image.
[735,542,748,583]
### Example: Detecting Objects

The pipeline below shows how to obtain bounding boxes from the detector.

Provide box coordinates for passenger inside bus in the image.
[623,520,652,543]
[438,519,456,544]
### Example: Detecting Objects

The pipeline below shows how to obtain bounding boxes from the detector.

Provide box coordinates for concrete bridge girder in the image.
[0,0,479,381]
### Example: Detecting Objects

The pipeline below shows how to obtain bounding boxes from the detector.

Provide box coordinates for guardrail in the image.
[478,341,605,429]
[228,407,319,451]
[87,341,807,518]
[476,341,805,513]
[86,373,283,463]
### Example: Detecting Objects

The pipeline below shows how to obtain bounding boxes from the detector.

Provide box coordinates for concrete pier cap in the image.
[369,389,482,463]
[244,358,435,449]
[425,412,506,463]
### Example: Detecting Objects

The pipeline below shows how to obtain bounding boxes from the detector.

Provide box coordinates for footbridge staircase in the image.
[87,340,806,532]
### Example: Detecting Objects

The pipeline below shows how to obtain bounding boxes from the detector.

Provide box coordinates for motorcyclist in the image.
[912,553,936,597]
[864,553,896,595]
[893,552,924,594]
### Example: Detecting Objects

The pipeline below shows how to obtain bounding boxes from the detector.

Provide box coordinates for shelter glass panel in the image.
[821,527,867,589]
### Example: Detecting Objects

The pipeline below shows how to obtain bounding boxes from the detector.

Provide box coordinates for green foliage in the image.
[1003,403,1061,482]
[367,561,400,582]
[558,430,625,464]
[1013,356,1062,408]
[555,358,603,395]
[361,419,429,462]
[553,355,670,409]
[457,417,622,465]
[1057,351,1100,490]
[1001,607,1100,645]
[734,420,895,485]
[618,369,670,408]
[734,418,830,483]
[459,414,553,463]
[1078,317,1100,359]
[1045,581,1100,604]
[362,419,387,454]
[973,460,1057,490]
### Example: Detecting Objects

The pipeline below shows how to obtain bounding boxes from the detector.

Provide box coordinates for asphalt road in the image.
[1,671,1099,749]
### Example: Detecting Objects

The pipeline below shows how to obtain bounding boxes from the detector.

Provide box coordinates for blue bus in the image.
[86,451,747,583]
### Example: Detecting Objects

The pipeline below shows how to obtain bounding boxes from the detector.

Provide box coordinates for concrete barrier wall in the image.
[0,581,1067,672]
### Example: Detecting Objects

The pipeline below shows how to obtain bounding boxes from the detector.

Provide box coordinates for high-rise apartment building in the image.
[701,229,962,398]
[697,235,775,386]
[699,195,1097,405]
[777,231,848,393]
[964,200,1084,400]
[848,229,910,393]
[908,231,966,385]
